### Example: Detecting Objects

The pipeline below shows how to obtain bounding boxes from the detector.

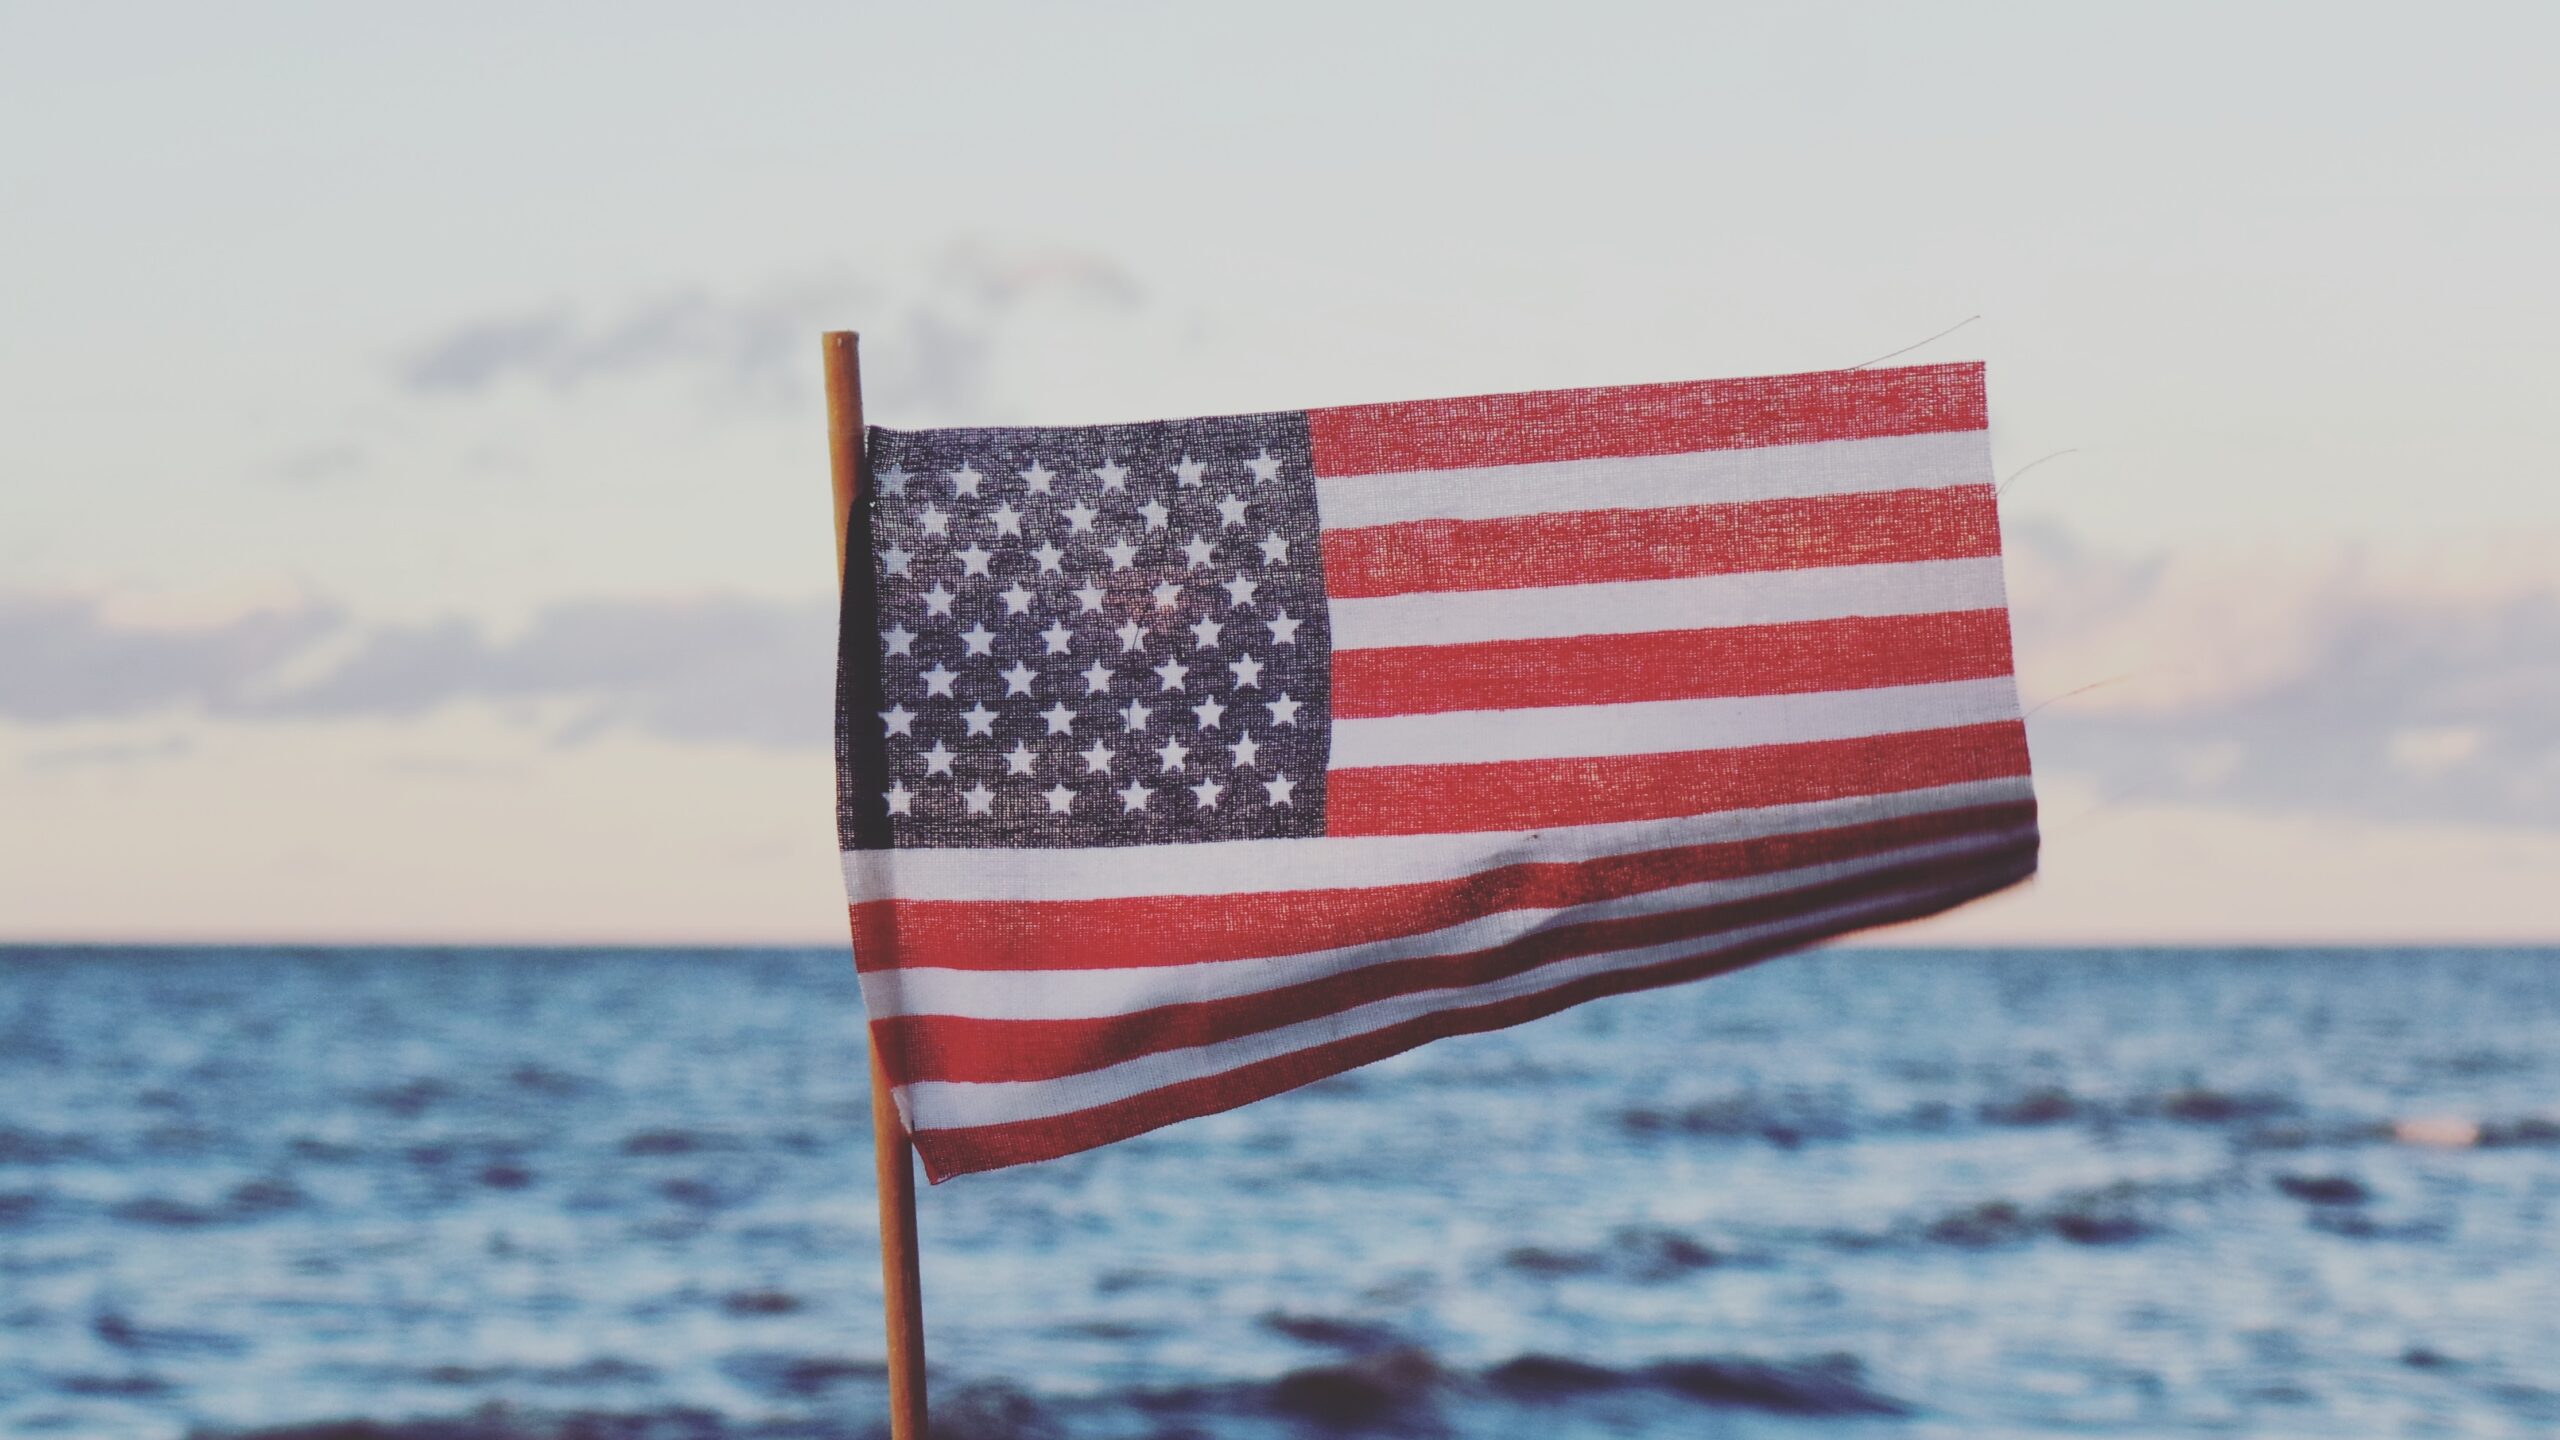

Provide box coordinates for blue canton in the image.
[839,412,1331,849]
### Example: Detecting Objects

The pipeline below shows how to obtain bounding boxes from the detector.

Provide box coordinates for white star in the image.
[880,704,915,737]
[1018,459,1055,494]
[1080,739,1114,774]
[990,501,1024,537]
[922,584,955,618]
[884,779,914,814]
[1245,447,1282,483]
[1181,534,1216,569]
[1216,494,1249,528]
[1041,620,1073,655]
[1117,780,1152,812]
[960,623,995,657]
[1137,498,1170,531]
[877,464,913,498]
[1062,501,1099,534]
[881,544,914,579]
[962,702,998,737]
[1173,454,1206,488]
[1041,702,1076,735]
[1116,619,1147,653]
[1104,537,1139,570]
[1043,783,1075,814]
[921,739,957,776]
[1082,660,1114,695]
[1229,654,1264,689]
[1228,732,1260,769]
[1192,695,1226,730]
[1190,777,1225,809]
[949,463,984,499]
[1073,582,1107,613]
[1152,580,1183,609]
[1222,575,1259,608]
[882,623,915,656]
[1266,609,1301,645]
[955,543,992,578]
[1154,657,1190,691]
[918,504,951,537]
[961,782,994,815]
[1264,773,1297,805]
[1094,458,1129,491]
[1189,615,1224,650]
[1001,660,1038,697]
[920,663,958,698]
[999,582,1033,616]
[1258,531,1289,566]
[1120,697,1153,730]
[1004,741,1037,776]
[1156,736,1189,773]
[1265,693,1302,726]
[1031,541,1066,574]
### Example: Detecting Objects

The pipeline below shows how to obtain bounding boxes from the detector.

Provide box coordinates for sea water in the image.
[1,947,2553,1438]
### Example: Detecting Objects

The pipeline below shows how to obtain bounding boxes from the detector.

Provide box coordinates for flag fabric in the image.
[837,362,2037,1180]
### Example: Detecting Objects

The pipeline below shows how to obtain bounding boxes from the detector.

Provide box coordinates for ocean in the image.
[1,946,2552,1439]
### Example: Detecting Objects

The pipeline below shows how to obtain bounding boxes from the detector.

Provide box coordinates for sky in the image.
[3,2,2555,943]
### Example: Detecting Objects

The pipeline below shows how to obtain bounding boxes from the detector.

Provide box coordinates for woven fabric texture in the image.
[836,362,2037,1179]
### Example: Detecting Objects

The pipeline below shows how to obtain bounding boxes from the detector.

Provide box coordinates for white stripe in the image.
[899,860,2036,1132]
[1329,678,2020,770]
[1326,556,2010,652]
[1313,429,1990,530]
[863,825,2037,1021]
[841,775,2032,904]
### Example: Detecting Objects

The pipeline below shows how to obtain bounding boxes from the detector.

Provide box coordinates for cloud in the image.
[273,595,836,749]
[0,592,341,723]
[397,287,837,399]
[2012,526,2560,829]
[1,588,831,751]
[394,242,1146,416]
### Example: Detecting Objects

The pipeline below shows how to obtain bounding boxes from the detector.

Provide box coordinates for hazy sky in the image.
[4,3,2555,941]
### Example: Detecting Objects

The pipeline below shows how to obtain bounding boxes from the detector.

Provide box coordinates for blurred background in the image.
[2,3,2554,1436]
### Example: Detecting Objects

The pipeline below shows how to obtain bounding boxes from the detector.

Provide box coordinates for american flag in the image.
[838,362,2037,1180]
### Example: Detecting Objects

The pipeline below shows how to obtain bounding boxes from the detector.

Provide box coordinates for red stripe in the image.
[1321,486,2000,599]
[852,798,2034,973]
[1305,363,1986,478]
[906,857,2032,1181]
[1333,610,2017,719]
[877,840,2036,1085]
[1327,721,2032,838]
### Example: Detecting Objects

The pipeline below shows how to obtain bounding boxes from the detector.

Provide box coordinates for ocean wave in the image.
[0,1127,97,1165]
[1495,1225,1725,1282]
[195,1348,1913,1440]
[1818,1175,2226,1253]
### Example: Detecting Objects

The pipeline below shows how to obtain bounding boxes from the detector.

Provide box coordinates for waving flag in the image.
[838,362,2037,1179]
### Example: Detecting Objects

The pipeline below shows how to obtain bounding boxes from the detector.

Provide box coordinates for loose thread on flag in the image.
[1999,449,2079,498]
[1849,314,1982,369]
[2022,674,2134,721]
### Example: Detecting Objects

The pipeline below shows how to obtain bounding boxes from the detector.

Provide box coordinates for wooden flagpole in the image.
[823,330,929,1439]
